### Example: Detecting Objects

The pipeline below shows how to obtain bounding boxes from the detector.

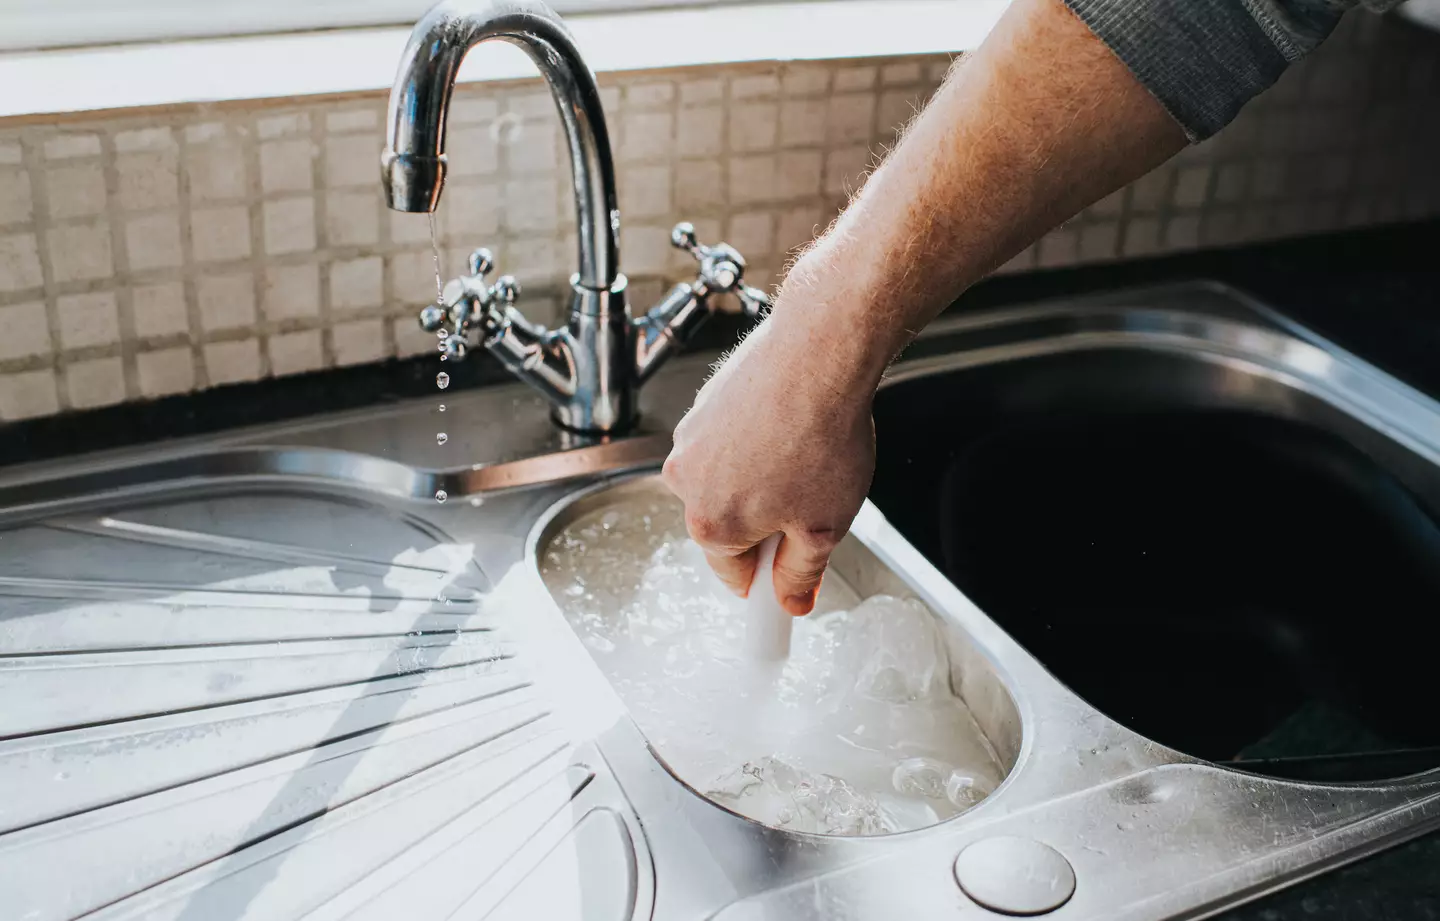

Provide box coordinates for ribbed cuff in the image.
[1062,0,1290,141]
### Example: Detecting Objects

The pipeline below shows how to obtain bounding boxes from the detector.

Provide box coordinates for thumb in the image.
[771,531,835,615]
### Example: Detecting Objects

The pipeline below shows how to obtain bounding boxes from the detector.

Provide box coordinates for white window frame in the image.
[0,0,752,52]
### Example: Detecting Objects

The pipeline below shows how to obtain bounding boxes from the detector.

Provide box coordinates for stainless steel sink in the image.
[870,285,1440,781]
[2,283,1439,921]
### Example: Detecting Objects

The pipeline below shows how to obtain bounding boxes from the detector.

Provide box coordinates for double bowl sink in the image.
[1,283,1438,920]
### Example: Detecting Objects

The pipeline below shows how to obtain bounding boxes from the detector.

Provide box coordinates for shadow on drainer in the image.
[872,346,1440,782]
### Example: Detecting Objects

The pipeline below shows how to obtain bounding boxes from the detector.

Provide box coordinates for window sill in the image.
[0,0,1006,121]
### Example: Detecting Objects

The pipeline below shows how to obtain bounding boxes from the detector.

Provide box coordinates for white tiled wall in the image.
[0,10,1438,420]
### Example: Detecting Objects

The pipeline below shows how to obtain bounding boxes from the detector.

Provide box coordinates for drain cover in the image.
[954,836,1075,915]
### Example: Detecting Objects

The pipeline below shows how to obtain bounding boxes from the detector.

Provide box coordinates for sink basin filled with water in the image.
[536,479,1017,835]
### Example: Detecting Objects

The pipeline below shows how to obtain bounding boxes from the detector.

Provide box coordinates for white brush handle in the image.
[742,533,792,660]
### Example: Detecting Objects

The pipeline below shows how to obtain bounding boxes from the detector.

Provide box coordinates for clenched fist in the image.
[662,258,883,615]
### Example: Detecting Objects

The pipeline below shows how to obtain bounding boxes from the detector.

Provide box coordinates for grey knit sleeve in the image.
[1062,0,1405,141]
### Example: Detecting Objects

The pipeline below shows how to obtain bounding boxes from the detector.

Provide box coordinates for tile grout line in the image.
[17,129,64,413]
[97,128,139,404]
[244,108,275,380]
[310,107,335,371]
[176,120,211,390]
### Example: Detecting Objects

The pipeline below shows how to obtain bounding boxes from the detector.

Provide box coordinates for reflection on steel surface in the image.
[2,283,1439,920]
[0,491,651,921]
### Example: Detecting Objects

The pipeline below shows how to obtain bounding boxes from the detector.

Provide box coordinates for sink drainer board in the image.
[1,282,1439,920]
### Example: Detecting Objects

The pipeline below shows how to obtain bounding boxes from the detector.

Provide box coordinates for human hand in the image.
[662,263,883,615]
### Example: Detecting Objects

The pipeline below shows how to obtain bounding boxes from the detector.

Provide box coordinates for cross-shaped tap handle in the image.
[669,222,772,318]
[417,247,522,360]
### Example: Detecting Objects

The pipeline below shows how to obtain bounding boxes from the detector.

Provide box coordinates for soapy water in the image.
[541,499,1005,835]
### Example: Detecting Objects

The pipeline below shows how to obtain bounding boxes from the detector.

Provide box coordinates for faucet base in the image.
[551,277,636,435]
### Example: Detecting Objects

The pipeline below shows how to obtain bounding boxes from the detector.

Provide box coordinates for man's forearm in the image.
[771,0,1186,386]
[663,0,1391,611]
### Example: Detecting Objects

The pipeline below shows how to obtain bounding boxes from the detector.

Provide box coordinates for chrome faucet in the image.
[381,0,770,434]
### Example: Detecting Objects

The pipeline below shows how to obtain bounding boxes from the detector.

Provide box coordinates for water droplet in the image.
[436,432,448,445]
[435,489,448,503]
[436,372,450,389]
[436,327,449,339]
[438,403,446,412]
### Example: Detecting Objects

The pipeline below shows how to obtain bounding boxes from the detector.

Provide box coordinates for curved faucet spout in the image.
[382,0,619,290]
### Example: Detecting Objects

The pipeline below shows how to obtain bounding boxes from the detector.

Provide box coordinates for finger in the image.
[683,506,762,596]
[771,530,836,615]
[703,545,759,598]
[659,450,684,496]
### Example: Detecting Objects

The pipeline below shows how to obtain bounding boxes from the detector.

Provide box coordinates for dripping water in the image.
[427,212,445,305]
[429,213,450,504]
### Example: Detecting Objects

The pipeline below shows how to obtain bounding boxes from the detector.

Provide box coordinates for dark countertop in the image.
[952,219,1440,402]
[4,220,1439,916]
[6,220,1439,471]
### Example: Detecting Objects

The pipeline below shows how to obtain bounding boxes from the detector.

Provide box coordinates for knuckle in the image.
[797,525,842,551]
[685,510,730,545]
[771,528,840,586]
[701,549,753,596]
[774,559,828,584]
[660,453,683,489]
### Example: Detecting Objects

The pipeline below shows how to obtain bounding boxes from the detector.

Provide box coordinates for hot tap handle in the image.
[669,221,722,268]
[668,222,770,316]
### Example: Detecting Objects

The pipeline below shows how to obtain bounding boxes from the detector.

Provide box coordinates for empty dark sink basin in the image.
[870,296,1440,782]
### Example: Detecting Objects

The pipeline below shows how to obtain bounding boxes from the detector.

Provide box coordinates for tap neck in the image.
[383,0,620,290]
